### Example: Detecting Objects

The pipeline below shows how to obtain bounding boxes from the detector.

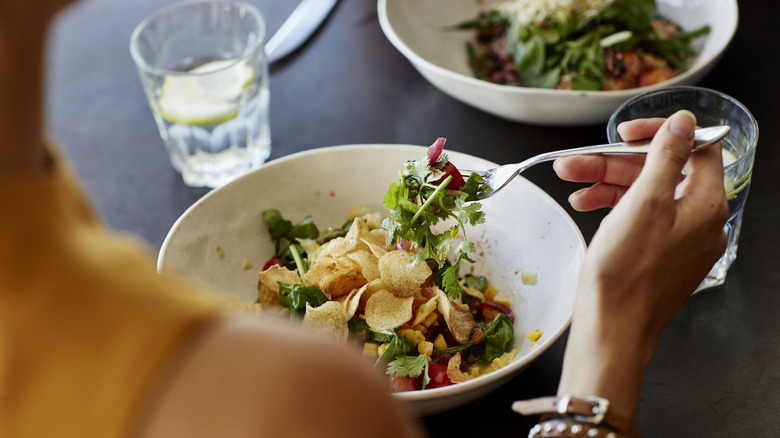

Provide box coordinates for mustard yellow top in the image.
[0,150,223,437]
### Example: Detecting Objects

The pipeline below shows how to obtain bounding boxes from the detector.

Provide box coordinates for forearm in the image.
[0,17,50,173]
[557,303,657,423]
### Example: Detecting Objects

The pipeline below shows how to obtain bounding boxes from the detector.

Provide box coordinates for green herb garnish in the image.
[381,151,487,299]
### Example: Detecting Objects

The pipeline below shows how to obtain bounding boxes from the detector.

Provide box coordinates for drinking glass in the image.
[607,86,759,293]
[130,0,270,188]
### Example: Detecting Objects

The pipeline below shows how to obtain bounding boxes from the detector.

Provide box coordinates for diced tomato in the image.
[389,375,420,392]
[262,257,282,271]
[427,137,447,165]
[438,161,466,190]
[426,362,454,389]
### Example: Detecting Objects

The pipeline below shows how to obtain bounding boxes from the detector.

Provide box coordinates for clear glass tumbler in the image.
[607,86,759,293]
[130,0,270,188]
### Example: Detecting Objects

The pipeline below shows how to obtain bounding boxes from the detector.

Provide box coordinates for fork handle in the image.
[536,125,728,162]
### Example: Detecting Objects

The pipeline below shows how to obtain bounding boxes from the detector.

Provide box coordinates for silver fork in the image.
[464,125,730,200]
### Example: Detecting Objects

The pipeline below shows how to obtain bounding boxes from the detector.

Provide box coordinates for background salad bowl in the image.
[158,145,586,416]
[377,0,738,126]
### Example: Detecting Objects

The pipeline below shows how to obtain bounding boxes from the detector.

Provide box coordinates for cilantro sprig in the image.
[381,151,487,299]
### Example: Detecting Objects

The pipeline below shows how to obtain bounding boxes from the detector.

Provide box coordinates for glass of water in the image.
[130,0,270,188]
[607,86,759,293]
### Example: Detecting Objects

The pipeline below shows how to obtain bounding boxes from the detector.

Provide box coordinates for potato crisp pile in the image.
[254,207,520,391]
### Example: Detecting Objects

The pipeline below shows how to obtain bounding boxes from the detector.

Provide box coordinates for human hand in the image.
[557,110,729,420]
[576,110,728,336]
[553,118,676,211]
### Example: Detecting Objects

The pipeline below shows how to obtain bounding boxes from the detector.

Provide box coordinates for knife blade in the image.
[265,0,339,64]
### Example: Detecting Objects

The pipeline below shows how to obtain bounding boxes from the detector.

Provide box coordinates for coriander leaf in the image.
[376,333,414,366]
[442,261,466,300]
[456,201,486,227]
[386,354,429,378]
[381,146,489,299]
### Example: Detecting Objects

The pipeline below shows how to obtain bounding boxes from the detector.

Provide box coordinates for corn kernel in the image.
[242,260,253,270]
[492,357,506,370]
[479,364,494,375]
[412,324,428,334]
[527,329,542,343]
[362,342,379,358]
[468,366,481,378]
[378,342,389,357]
[499,349,517,365]
[423,312,438,327]
[411,297,438,326]
[399,329,425,346]
[418,341,434,356]
[433,333,448,350]
[482,309,496,320]
[493,295,511,306]
[521,271,538,285]
[484,285,499,301]
[450,228,457,237]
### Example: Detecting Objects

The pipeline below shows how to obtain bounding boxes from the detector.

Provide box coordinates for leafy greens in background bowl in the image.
[377,0,737,126]
[158,145,586,416]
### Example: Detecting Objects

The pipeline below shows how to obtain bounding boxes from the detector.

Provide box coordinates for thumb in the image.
[636,110,697,196]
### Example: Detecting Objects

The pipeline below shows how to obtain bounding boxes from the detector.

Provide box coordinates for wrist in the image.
[557,306,658,422]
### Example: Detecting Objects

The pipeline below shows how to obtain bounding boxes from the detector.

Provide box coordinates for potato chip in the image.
[340,284,366,319]
[347,204,373,220]
[302,301,349,344]
[365,290,414,330]
[347,249,380,282]
[319,267,366,297]
[361,237,388,260]
[257,265,301,308]
[378,250,431,298]
[446,352,471,383]
[434,288,475,344]
[358,279,386,308]
[363,228,387,250]
[307,253,364,297]
[345,216,371,242]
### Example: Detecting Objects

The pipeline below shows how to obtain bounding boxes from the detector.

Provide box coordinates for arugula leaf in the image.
[468,0,709,89]
[463,274,489,292]
[278,283,328,313]
[471,313,514,365]
[262,210,321,270]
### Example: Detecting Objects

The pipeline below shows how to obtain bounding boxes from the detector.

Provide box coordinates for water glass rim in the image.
[129,0,266,77]
[607,85,759,167]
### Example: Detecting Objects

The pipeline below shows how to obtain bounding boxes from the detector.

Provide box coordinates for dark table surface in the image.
[48,1,780,436]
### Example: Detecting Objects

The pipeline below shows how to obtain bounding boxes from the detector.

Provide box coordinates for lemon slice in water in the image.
[156,59,254,126]
[721,148,750,199]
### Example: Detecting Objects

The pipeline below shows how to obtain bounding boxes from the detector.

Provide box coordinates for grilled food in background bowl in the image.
[158,145,586,416]
[378,0,737,126]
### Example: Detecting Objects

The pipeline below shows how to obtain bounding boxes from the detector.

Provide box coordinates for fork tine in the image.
[459,168,489,177]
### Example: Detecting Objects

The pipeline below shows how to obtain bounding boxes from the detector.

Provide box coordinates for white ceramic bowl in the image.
[158,145,586,416]
[378,0,738,126]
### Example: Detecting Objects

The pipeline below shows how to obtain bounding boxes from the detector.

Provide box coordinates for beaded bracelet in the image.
[528,417,632,438]
[513,394,640,438]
